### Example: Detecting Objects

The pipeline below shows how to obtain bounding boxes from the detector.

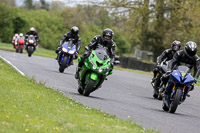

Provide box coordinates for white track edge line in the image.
[0,55,25,76]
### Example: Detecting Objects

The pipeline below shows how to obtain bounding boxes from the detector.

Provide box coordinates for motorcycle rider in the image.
[17,33,25,47]
[19,33,25,40]
[152,40,181,82]
[75,28,115,79]
[55,26,81,61]
[164,41,200,105]
[25,27,39,50]
[12,33,19,48]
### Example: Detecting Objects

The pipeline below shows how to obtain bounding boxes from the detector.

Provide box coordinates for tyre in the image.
[153,89,158,99]
[162,101,169,111]
[78,86,83,94]
[28,52,32,57]
[153,78,160,99]
[169,89,182,113]
[158,93,163,100]
[83,79,95,96]
[16,48,18,53]
[59,56,68,73]
[28,47,33,57]
[19,48,23,53]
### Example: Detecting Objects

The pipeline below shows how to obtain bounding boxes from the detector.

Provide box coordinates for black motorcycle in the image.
[151,60,170,100]
[26,35,36,57]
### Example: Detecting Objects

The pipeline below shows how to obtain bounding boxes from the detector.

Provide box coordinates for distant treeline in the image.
[0,2,130,55]
[1,0,200,59]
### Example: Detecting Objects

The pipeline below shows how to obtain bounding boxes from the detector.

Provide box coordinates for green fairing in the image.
[77,48,112,95]
[90,73,98,80]
[78,57,82,63]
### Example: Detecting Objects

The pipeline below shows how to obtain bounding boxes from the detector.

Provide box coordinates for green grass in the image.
[0,59,156,133]
[0,42,14,51]
[115,66,153,76]
[0,42,56,58]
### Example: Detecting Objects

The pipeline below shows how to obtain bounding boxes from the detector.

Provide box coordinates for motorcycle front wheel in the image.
[169,88,182,113]
[27,46,33,57]
[59,56,68,73]
[83,79,95,96]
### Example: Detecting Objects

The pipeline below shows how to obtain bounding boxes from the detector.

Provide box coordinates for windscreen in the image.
[177,66,190,74]
[65,40,74,48]
[95,48,109,61]
[28,35,35,40]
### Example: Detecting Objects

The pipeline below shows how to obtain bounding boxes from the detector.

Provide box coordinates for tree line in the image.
[103,0,200,59]
[0,0,200,60]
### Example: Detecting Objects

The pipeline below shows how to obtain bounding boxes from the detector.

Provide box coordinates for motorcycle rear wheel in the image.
[83,79,95,96]
[19,48,23,53]
[158,93,163,100]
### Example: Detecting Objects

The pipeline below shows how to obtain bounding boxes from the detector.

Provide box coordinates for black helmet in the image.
[71,26,79,36]
[102,28,114,42]
[184,41,197,57]
[171,40,181,52]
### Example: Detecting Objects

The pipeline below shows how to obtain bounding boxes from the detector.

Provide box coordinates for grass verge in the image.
[0,42,56,58]
[0,59,156,133]
[114,66,153,76]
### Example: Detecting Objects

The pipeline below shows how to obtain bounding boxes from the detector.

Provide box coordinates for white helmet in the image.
[15,33,19,37]
[19,33,23,37]
[30,27,35,32]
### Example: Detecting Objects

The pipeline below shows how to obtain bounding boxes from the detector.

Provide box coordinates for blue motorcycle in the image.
[58,39,76,73]
[162,66,195,113]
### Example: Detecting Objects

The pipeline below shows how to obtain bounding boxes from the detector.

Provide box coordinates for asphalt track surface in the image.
[1,50,200,133]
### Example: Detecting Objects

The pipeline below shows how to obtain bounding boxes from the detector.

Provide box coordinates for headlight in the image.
[68,50,75,54]
[62,47,68,53]
[90,59,97,69]
[29,40,34,44]
[93,65,96,69]
[99,68,103,73]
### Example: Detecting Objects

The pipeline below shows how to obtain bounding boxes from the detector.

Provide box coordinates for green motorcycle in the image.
[77,48,113,96]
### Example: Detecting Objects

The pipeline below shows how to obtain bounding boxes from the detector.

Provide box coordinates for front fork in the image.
[165,81,189,106]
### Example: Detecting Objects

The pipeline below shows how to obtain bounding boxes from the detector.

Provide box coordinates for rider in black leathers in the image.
[152,40,181,82]
[75,28,115,79]
[25,27,39,50]
[55,26,81,60]
[164,41,200,102]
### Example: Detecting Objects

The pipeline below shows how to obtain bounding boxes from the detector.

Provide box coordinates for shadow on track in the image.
[45,69,75,76]
[68,92,107,100]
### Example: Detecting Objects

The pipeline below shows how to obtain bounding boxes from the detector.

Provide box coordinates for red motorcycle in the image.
[12,39,18,49]
[16,38,25,53]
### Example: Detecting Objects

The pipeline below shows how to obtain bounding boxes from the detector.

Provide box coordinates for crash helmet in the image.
[19,33,23,37]
[102,28,114,42]
[30,27,35,33]
[15,33,19,37]
[71,26,79,36]
[171,40,181,52]
[184,41,197,57]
